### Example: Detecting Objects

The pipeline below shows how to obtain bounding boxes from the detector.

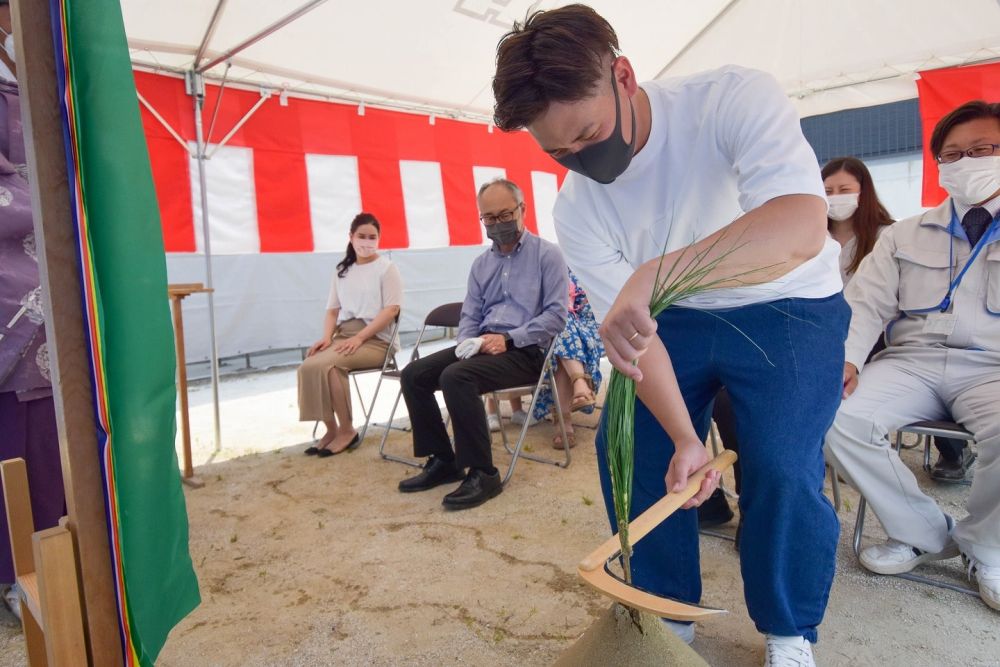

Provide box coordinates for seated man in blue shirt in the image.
[399,178,568,509]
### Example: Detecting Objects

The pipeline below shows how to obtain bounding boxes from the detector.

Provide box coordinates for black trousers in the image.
[400,344,545,470]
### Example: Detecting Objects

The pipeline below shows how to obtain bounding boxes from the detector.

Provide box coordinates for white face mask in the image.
[826,193,859,221]
[939,156,1000,206]
[352,239,378,258]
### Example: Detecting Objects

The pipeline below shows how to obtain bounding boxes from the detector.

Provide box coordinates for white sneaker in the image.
[2,583,21,621]
[661,618,695,645]
[486,414,501,432]
[764,635,815,667]
[510,409,541,426]
[964,554,1000,611]
[860,538,959,575]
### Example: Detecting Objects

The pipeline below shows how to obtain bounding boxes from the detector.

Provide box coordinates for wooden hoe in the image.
[578,450,739,621]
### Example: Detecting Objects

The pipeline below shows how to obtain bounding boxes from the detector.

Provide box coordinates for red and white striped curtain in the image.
[136,71,566,254]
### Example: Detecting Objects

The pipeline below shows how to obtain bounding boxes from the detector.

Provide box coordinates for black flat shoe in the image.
[398,456,463,492]
[442,468,502,510]
[304,446,320,455]
[317,433,360,458]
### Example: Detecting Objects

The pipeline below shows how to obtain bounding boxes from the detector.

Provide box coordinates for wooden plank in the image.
[21,600,48,667]
[34,526,88,666]
[16,572,42,629]
[11,0,124,663]
[170,296,195,480]
[0,459,36,578]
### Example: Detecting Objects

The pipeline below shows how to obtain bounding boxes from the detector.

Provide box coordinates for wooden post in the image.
[34,526,89,665]
[168,284,211,488]
[11,0,125,663]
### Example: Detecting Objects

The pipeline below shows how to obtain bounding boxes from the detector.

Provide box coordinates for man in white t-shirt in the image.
[492,6,847,666]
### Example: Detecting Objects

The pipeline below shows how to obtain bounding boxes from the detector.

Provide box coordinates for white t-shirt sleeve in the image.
[553,198,634,323]
[381,262,404,307]
[718,69,826,212]
[325,271,341,310]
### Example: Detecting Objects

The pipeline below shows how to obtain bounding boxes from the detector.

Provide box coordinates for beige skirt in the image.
[297,318,390,422]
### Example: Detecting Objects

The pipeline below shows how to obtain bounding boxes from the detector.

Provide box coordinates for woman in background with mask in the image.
[297,213,402,456]
[822,156,894,283]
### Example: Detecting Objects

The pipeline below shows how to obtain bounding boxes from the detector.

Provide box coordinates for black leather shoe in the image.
[398,456,464,493]
[442,468,502,510]
[697,488,734,528]
[930,447,976,484]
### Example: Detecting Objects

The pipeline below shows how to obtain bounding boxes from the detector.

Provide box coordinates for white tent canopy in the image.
[125,0,1000,121]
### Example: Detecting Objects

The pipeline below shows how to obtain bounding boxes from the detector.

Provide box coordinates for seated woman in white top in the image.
[298,213,403,457]
[822,156,894,284]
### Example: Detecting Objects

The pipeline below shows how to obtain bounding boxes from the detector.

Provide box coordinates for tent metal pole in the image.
[136,91,191,153]
[207,89,270,158]
[188,71,223,453]
[194,0,229,69]
[205,62,232,144]
[197,0,329,74]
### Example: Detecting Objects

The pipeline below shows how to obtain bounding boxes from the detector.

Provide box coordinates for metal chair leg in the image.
[378,386,422,468]
[851,436,979,597]
[829,464,842,512]
[501,361,571,486]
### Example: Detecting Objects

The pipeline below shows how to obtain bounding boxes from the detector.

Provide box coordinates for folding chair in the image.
[490,337,571,485]
[311,314,401,447]
[378,302,464,467]
[851,420,978,597]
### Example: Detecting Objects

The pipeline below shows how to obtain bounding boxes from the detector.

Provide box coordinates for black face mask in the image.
[554,68,636,184]
[485,220,521,246]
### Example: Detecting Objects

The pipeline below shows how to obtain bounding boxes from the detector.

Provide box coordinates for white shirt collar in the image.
[954,193,1000,221]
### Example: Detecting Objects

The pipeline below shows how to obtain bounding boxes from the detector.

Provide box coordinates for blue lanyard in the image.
[933,207,1000,312]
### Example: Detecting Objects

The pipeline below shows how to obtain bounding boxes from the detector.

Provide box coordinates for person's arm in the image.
[604,195,827,379]
[635,337,721,507]
[840,226,902,397]
[506,244,569,348]
[458,259,485,344]
[307,308,340,357]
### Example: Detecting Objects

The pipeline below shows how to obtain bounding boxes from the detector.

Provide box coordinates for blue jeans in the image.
[595,294,850,642]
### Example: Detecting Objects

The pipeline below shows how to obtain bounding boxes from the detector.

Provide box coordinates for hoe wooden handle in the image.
[580,450,738,572]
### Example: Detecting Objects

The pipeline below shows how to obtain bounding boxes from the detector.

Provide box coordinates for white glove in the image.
[455,337,483,359]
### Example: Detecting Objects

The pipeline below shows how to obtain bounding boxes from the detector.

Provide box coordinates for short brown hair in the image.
[492,4,618,131]
[929,100,1000,158]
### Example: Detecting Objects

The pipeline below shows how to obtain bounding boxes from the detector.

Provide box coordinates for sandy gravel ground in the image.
[0,363,997,666]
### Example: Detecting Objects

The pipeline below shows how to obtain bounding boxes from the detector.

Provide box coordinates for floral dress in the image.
[532,270,604,420]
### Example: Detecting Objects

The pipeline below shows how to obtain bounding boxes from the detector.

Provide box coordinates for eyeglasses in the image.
[935,143,1000,164]
[479,207,520,225]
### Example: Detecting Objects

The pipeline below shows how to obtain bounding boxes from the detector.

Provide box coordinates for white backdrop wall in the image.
[167,246,485,362]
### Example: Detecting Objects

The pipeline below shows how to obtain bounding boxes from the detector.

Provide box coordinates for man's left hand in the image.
[664,443,720,509]
[480,333,507,355]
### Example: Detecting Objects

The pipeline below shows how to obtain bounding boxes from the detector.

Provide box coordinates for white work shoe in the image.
[510,409,542,426]
[661,618,695,645]
[764,635,815,667]
[964,554,1000,611]
[860,539,959,575]
[486,414,502,432]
